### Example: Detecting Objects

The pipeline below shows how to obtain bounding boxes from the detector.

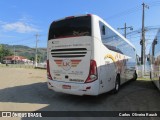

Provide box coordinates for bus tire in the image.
[133,71,137,81]
[114,75,120,94]
[150,72,152,79]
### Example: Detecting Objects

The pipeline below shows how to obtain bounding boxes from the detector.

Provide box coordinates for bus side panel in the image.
[150,29,160,91]
[93,37,117,94]
[153,56,160,90]
[93,15,136,88]
[92,16,116,94]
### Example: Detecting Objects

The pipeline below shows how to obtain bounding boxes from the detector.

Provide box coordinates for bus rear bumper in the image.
[47,79,99,96]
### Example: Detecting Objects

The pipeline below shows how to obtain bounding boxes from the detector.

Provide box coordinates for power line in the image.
[106,4,142,20]
[105,0,160,21]
[148,0,160,6]
[0,36,35,45]
[0,34,47,45]
[118,23,133,38]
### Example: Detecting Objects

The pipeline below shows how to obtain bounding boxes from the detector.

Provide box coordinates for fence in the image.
[0,63,47,69]
[137,65,150,78]
[0,64,34,69]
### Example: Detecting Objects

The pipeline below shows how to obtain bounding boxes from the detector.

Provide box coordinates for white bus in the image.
[149,29,160,90]
[47,14,137,96]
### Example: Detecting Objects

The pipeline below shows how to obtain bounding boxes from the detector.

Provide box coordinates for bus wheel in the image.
[150,72,152,79]
[114,75,120,94]
[133,71,137,81]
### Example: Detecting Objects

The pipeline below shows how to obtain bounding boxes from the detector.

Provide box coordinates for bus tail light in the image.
[85,60,98,83]
[47,60,53,80]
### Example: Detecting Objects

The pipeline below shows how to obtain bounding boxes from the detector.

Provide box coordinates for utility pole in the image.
[140,3,149,77]
[118,23,133,38]
[35,34,40,67]
[14,46,16,64]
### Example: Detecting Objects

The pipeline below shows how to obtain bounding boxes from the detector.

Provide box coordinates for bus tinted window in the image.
[104,44,123,54]
[49,16,91,40]
[99,21,136,60]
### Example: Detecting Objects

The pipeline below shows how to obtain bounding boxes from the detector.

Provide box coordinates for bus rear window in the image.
[48,16,91,40]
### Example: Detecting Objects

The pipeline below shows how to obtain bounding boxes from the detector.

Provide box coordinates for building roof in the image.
[4,56,27,60]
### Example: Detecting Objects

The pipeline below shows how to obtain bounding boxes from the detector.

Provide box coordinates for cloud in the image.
[2,22,40,33]
[19,15,34,23]
[0,20,6,24]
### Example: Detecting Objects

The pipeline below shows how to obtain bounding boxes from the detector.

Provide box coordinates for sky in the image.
[0,0,160,56]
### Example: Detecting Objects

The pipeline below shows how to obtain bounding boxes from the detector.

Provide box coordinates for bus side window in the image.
[102,25,105,35]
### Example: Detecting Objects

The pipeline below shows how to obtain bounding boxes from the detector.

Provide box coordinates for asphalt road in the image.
[0,67,160,120]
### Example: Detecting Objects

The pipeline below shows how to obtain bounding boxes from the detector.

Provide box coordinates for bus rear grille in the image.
[51,48,87,58]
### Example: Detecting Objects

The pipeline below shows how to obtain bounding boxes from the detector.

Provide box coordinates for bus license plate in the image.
[62,85,71,89]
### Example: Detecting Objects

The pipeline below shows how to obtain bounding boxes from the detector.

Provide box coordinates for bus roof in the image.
[52,14,91,23]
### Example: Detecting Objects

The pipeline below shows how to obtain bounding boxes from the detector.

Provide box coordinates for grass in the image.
[137,77,151,81]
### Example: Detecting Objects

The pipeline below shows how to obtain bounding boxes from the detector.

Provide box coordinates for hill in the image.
[1,44,47,62]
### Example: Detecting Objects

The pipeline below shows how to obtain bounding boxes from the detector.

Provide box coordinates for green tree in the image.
[38,55,42,63]
[29,57,35,61]
[0,45,13,62]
